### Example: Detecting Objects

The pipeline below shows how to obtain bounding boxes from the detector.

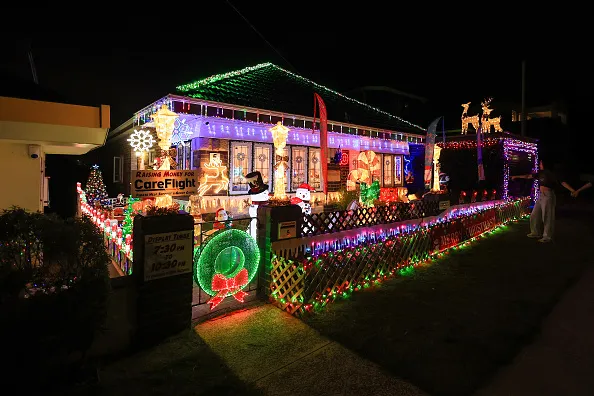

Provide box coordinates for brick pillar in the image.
[256,205,302,298]
[132,213,194,348]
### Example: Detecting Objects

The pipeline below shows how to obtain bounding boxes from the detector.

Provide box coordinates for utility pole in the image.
[521,60,526,136]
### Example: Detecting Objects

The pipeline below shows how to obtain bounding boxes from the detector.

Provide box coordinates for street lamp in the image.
[151,104,179,170]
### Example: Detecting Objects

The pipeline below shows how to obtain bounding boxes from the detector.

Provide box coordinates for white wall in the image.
[0,142,45,212]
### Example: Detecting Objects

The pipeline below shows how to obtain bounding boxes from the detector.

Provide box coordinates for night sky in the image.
[3,4,592,140]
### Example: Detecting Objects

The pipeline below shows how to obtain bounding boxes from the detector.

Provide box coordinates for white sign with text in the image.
[131,170,198,198]
[144,231,193,281]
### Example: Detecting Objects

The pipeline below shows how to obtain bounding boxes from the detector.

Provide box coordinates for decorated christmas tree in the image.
[85,165,108,207]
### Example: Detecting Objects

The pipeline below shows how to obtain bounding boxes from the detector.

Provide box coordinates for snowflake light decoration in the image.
[171,118,194,144]
[128,129,154,152]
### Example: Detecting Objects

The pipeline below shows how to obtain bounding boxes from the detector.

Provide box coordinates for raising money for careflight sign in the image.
[131,170,199,198]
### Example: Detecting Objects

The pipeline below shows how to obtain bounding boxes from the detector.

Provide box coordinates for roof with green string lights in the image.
[176,62,425,135]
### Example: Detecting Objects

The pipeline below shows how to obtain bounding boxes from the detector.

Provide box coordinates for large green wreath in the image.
[193,228,260,296]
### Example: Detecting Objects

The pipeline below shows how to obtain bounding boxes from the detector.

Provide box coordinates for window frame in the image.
[253,143,274,188]
[290,145,308,192]
[394,154,404,186]
[176,140,192,170]
[271,146,292,193]
[229,141,253,195]
[383,154,393,187]
[113,156,123,183]
[308,147,322,190]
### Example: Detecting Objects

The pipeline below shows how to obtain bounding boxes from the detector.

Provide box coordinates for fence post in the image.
[132,213,194,348]
[256,205,302,298]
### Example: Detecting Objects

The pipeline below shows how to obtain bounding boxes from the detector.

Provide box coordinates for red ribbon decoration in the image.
[207,268,249,310]
[313,93,328,194]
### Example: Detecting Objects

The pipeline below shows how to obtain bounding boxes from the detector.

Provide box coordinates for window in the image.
[383,154,393,187]
[176,141,192,170]
[230,142,252,194]
[271,147,291,194]
[394,155,404,186]
[291,146,307,190]
[282,147,291,193]
[308,148,321,190]
[148,150,156,168]
[185,143,192,169]
[43,176,50,207]
[113,156,123,183]
[253,144,272,186]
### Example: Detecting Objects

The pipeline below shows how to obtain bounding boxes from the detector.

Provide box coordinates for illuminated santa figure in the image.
[244,171,269,238]
[291,183,315,215]
[213,208,230,230]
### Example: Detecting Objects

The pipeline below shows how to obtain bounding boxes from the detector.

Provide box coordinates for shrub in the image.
[0,207,110,387]
[334,189,360,211]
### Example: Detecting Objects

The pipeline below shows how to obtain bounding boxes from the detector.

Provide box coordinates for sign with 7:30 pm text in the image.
[144,231,193,281]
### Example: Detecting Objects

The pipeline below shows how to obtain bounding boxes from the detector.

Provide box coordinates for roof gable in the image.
[176,63,425,134]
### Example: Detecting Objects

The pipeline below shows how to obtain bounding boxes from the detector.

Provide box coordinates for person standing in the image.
[512,160,576,243]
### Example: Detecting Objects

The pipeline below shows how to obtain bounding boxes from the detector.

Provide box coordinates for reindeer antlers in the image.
[482,97,493,106]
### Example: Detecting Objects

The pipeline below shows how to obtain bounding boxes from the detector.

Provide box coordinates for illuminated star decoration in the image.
[127,129,154,152]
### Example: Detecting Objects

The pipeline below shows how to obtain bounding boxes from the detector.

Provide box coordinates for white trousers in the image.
[530,190,556,239]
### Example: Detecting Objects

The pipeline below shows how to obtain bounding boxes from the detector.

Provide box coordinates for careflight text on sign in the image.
[131,170,199,198]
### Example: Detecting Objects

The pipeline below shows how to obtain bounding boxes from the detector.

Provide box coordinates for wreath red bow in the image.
[207,268,249,309]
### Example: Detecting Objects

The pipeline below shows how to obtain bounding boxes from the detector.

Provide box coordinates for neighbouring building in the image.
[99,62,428,215]
[510,102,567,125]
[0,95,110,212]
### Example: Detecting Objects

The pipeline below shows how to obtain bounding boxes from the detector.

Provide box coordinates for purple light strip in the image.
[503,138,538,200]
[166,115,410,155]
[307,200,504,256]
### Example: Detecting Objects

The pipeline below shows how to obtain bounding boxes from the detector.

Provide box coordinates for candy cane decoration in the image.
[347,169,369,190]
[358,150,381,176]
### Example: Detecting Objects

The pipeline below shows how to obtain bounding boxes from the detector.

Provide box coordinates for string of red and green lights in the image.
[270,199,529,314]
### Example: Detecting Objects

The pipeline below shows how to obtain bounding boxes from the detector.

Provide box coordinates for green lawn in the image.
[303,211,594,396]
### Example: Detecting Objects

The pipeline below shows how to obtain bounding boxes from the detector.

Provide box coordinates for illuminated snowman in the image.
[291,183,315,215]
[244,171,269,239]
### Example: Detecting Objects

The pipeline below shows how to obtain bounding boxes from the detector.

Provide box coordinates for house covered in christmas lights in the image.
[99,62,428,214]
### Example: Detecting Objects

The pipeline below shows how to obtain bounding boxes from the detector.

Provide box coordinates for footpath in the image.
[475,266,594,396]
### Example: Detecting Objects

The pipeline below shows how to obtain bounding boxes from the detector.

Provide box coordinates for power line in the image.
[27,39,39,84]
[226,1,298,73]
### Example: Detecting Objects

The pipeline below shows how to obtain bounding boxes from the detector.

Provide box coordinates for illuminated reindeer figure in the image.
[490,114,503,133]
[461,102,480,134]
[480,98,503,133]
[197,153,230,196]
